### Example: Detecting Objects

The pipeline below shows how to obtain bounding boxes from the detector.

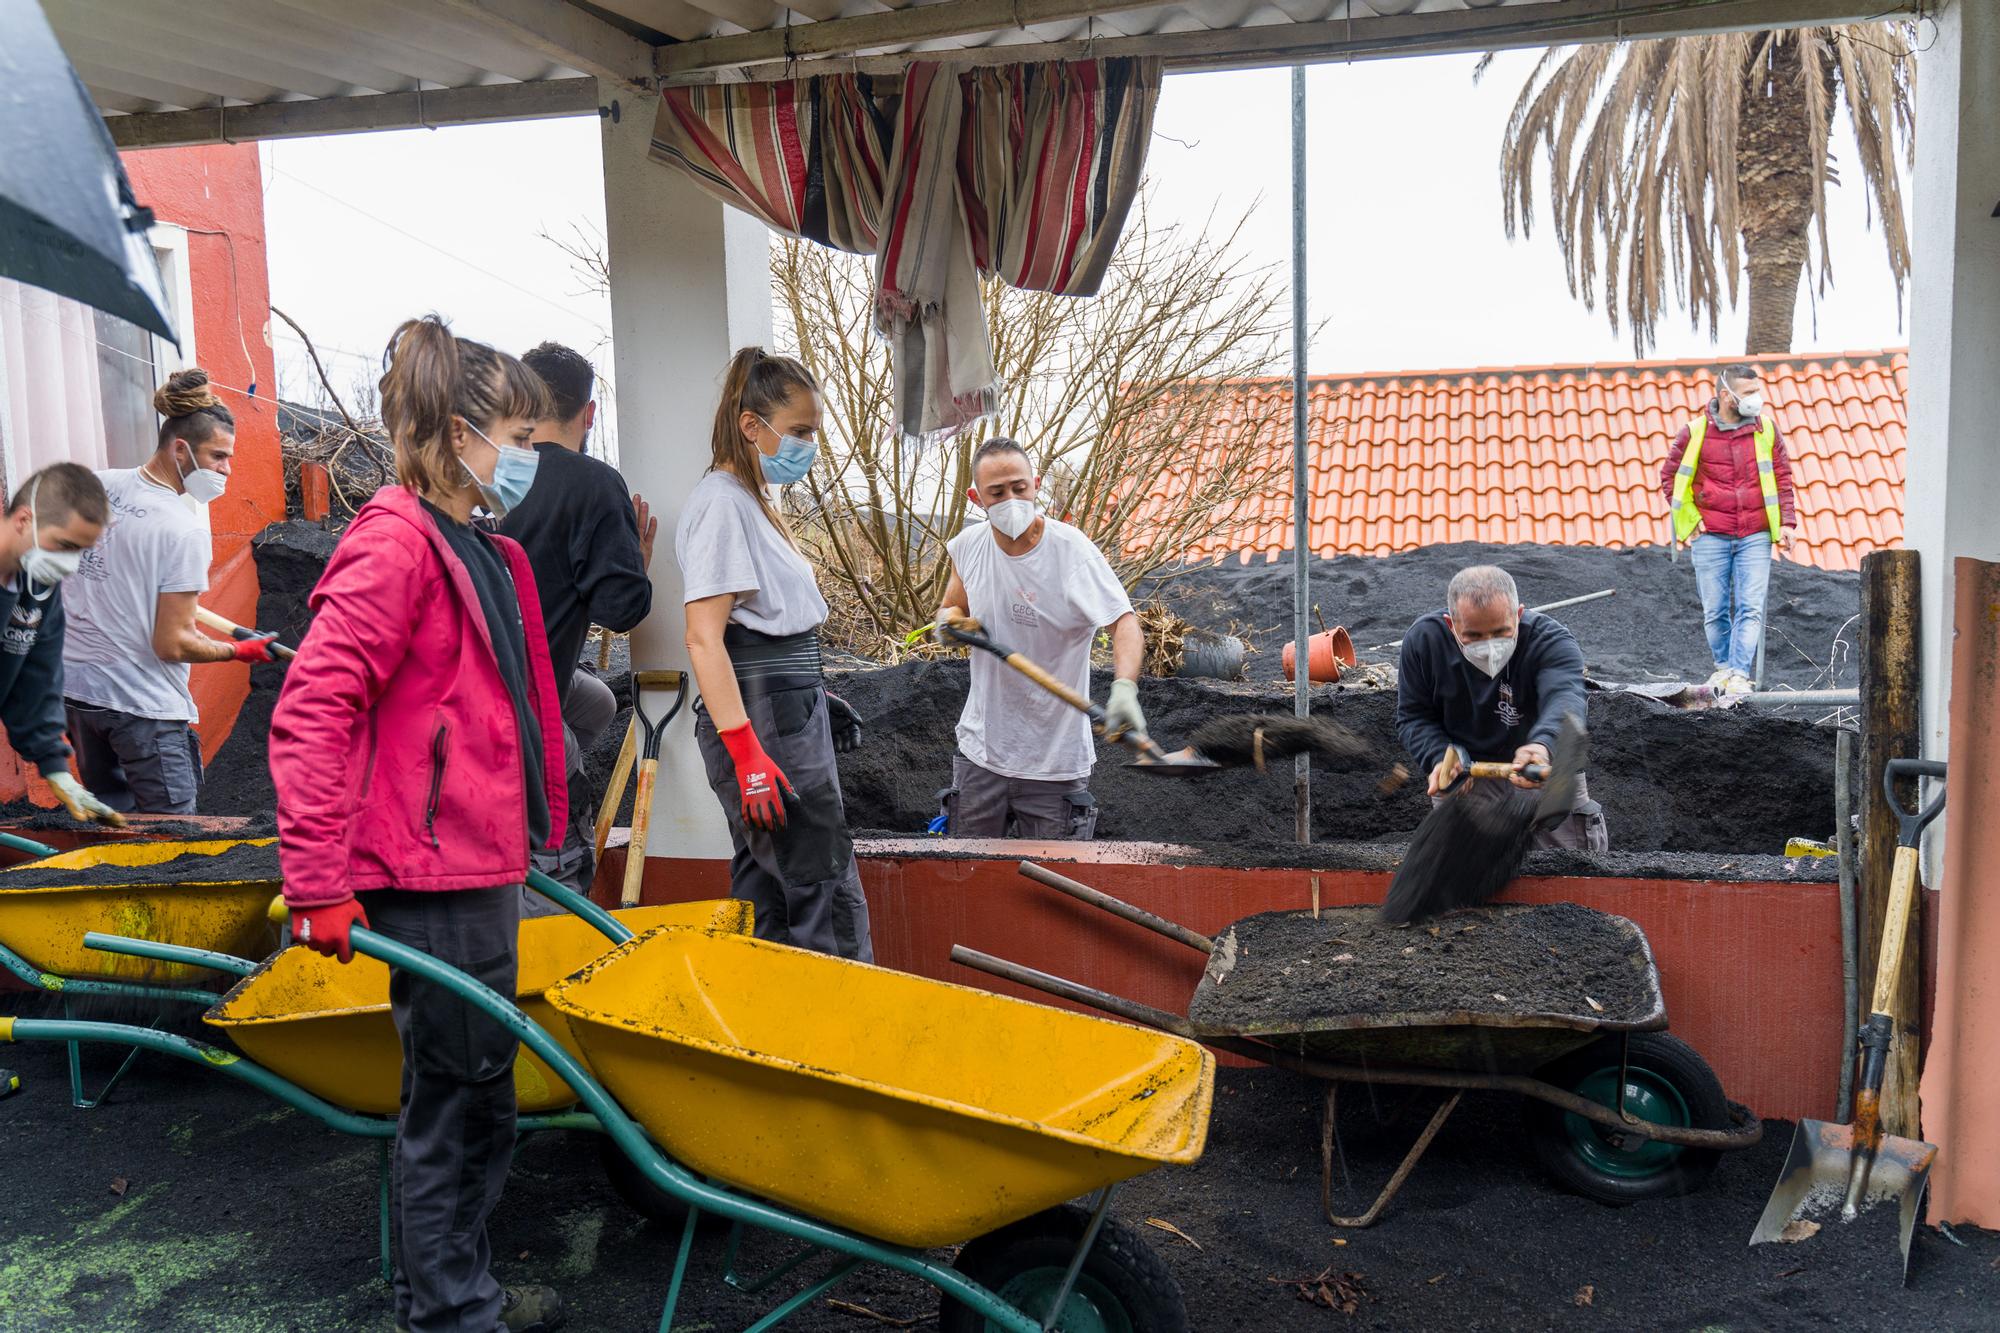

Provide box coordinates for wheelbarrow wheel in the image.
[1526,1032,1728,1205]
[941,1203,1188,1333]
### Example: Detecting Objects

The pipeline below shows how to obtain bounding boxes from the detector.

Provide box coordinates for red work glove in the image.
[292,897,369,964]
[231,632,280,664]
[719,721,793,832]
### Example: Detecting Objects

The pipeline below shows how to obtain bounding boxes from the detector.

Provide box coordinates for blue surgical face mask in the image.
[460,420,540,518]
[755,416,818,487]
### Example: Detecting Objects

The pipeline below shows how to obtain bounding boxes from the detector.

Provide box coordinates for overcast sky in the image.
[261,49,1911,445]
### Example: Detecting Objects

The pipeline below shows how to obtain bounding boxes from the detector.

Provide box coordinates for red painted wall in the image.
[0,144,282,808]
[598,842,1848,1124]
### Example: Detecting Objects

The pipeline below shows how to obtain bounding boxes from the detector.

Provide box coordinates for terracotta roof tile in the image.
[1134,348,1906,573]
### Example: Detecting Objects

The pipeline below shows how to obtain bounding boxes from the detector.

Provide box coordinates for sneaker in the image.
[1704,666,1732,690]
[1723,670,1754,696]
[502,1285,565,1333]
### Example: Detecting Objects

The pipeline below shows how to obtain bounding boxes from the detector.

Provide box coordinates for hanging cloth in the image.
[650,58,1161,438]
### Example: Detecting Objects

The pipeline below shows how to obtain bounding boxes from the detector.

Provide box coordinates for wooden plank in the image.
[1858,549,1923,1139]
[661,0,1910,82]
[431,0,658,87]
[581,0,721,43]
[105,78,600,150]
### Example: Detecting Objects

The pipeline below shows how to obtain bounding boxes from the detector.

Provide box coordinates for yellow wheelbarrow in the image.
[10,915,1218,1331]
[0,838,282,1107]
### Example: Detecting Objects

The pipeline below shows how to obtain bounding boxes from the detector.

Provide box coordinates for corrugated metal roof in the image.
[1130,348,1907,572]
[51,0,1906,130]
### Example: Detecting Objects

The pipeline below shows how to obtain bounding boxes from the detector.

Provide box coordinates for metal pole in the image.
[1290,64,1311,847]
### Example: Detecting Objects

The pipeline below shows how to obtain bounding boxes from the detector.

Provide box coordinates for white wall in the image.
[1904,0,2000,778]
[598,81,773,860]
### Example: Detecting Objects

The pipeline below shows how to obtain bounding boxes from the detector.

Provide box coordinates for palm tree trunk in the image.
[1735,36,1820,355]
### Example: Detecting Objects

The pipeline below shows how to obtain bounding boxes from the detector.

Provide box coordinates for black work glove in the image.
[825,691,864,753]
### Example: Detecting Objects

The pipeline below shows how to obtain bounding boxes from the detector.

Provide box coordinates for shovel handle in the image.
[1869,845,1923,1020]
[619,759,658,908]
[946,624,1164,760]
[195,606,296,659]
[1882,758,1946,832]
[1465,761,1550,782]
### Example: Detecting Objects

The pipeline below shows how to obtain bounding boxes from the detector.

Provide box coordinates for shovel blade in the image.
[1125,748,1221,777]
[1750,1117,1936,1284]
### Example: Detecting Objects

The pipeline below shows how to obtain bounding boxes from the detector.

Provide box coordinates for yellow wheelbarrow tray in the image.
[547,924,1215,1249]
[0,838,281,988]
[205,899,752,1115]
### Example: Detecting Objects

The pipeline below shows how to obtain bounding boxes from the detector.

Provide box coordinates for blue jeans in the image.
[1689,532,1773,674]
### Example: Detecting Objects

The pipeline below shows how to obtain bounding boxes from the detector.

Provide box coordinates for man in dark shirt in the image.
[1395,564,1607,850]
[498,343,654,898]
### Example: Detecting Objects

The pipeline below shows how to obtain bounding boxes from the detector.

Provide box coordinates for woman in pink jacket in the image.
[270,315,568,1333]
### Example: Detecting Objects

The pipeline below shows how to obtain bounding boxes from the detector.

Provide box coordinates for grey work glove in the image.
[1103,678,1147,743]
[47,771,126,827]
[825,691,864,753]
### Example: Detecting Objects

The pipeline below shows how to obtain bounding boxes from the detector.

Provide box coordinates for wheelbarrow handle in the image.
[1882,758,1947,833]
[0,831,59,859]
[524,869,632,945]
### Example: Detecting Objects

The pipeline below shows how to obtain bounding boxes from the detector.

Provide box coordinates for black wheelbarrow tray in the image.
[953,861,1761,1227]
[2,883,1217,1332]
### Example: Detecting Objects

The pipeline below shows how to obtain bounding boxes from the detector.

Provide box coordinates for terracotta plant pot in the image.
[1281,626,1356,683]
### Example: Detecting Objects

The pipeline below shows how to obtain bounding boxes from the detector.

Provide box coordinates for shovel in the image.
[941,622,1219,776]
[1436,711,1590,831]
[1750,756,1945,1281]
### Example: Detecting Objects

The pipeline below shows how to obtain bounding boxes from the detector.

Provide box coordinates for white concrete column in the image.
[1904,0,2000,775]
[599,81,773,860]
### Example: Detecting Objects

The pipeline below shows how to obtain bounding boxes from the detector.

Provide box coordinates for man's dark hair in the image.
[970,436,1030,476]
[521,342,595,423]
[1716,363,1758,392]
[10,462,108,527]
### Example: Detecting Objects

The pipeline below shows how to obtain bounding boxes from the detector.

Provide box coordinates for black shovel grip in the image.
[1883,758,1946,833]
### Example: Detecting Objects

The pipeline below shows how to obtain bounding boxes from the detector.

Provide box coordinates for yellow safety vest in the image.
[1670,412,1780,543]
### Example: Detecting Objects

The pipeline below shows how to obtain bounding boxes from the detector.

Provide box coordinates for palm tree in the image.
[1485,24,1915,355]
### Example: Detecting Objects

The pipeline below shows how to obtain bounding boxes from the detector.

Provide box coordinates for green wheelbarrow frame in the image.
[2,907,1102,1333]
[0,865,628,1110]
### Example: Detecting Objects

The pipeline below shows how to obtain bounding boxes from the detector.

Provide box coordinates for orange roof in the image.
[1140,348,1906,572]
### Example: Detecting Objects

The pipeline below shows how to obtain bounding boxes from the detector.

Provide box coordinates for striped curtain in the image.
[650,58,1160,437]
[650,77,893,254]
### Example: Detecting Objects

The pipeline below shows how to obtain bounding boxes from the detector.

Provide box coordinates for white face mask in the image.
[19,482,81,592]
[1730,387,1765,420]
[176,444,227,504]
[984,497,1039,540]
[1459,635,1516,678]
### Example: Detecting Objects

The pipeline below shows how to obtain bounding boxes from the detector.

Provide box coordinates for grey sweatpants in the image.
[695,684,872,961]
[940,753,1099,840]
[1430,771,1609,851]
[358,885,520,1333]
[524,669,622,917]
[64,701,202,814]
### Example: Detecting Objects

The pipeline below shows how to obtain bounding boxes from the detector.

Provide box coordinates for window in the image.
[0,223,196,497]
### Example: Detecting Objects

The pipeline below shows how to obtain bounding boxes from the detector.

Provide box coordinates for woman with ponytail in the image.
[268,315,567,1333]
[675,347,872,961]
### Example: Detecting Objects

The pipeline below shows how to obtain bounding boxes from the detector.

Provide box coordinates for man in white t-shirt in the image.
[63,374,276,813]
[934,438,1145,840]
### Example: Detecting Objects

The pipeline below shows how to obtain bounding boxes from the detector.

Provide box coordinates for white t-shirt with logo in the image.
[949,516,1133,781]
[62,467,211,721]
[675,470,828,636]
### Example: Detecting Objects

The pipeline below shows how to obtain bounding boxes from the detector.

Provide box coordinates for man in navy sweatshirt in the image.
[1395,564,1607,851]
[0,464,121,825]
[499,342,655,900]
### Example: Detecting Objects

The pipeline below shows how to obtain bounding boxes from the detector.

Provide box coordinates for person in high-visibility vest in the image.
[1659,364,1798,695]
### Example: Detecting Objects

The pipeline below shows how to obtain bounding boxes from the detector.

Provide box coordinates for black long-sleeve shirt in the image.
[0,574,71,775]
[497,443,652,704]
[1395,610,1587,772]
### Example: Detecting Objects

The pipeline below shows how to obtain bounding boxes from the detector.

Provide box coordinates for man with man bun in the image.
[62,369,276,814]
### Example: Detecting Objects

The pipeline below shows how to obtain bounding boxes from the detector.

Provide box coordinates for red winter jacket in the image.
[270,485,567,908]
[1658,401,1798,539]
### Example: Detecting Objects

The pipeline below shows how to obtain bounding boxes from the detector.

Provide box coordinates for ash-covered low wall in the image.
[598,838,1851,1123]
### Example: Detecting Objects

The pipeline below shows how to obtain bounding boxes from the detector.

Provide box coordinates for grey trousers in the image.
[63,700,202,814]
[695,684,872,961]
[1430,771,1609,852]
[524,670,623,917]
[940,753,1099,840]
[359,885,520,1333]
